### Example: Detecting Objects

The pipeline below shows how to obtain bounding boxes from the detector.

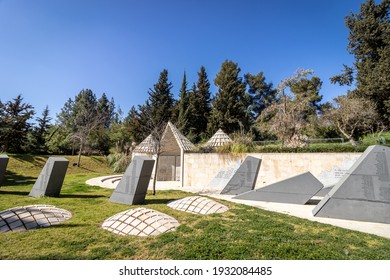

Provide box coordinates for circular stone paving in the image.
[167,196,229,214]
[101,207,180,237]
[0,204,72,232]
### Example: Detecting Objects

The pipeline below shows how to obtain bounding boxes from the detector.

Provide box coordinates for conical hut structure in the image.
[204,129,233,147]
[132,122,195,187]
[133,134,158,155]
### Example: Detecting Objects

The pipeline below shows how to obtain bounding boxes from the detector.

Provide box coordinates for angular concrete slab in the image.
[220,156,261,195]
[0,155,9,187]
[233,172,324,205]
[313,145,390,224]
[204,161,241,193]
[109,156,155,205]
[29,157,69,198]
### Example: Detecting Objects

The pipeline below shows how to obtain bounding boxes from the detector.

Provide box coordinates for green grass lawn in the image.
[1,155,390,260]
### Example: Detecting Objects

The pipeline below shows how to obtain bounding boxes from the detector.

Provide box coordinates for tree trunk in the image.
[337,123,357,146]
[77,140,84,167]
[152,154,159,196]
[349,138,358,146]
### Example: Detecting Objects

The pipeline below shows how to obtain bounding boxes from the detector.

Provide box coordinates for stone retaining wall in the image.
[183,152,362,189]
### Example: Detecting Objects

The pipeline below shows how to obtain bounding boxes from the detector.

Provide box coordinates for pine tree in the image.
[33,105,52,153]
[148,69,174,125]
[0,95,35,152]
[244,71,277,120]
[208,60,250,135]
[331,0,390,122]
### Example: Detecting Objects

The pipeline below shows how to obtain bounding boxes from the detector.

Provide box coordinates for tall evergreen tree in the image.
[290,76,323,114]
[0,95,35,152]
[195,66,212,137]
[55,89,109,165]
[244,71,277,120]
[97,93,115,128]
[208,60,250,135]
[33,105,52,153]
[331,0,390,122]
[147,69,175,125]
[176,71,190,134]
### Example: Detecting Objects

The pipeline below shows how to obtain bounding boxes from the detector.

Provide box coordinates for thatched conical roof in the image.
[133,134,158,154]
[205,129,232,147]
[133,122,195,154]
[163,122,195,152]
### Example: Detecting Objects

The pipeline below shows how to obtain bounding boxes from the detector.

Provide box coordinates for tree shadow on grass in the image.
[145,198,176,204]
[59,194,107,199]
[0,190,30,196]
[11,154,47,166]
[3,170,36,186]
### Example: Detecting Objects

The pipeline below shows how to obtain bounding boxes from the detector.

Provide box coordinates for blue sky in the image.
[0,0,367,121]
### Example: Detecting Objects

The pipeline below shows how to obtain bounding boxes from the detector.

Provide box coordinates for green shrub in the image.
[106,153,131,173]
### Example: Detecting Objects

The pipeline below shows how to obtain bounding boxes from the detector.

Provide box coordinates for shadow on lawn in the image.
[11,154,47,166]
[59,194,107,199]
[145,198,177,204]
[0,190,30,196]
[3,170,36,186]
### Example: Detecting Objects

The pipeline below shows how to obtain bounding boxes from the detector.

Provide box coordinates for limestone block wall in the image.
[183,152,362,189]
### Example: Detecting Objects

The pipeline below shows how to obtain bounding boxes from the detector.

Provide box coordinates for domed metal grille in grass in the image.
[101,207,180,237]
[0,204,72,232]
[167,196,229,214]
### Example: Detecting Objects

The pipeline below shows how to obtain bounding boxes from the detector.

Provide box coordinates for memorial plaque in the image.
[29,157,69,197]
[205,161,241,192]
[234,171,324,204]
[109,156,155,205]
[0,155,9,187]
[220,156,261,195]
[313,145,390,224]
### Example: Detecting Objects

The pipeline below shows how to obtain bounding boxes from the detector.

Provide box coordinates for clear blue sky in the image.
[0,0,367,121]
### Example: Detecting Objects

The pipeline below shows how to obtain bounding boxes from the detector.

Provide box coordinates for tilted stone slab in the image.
[0,204,72,232]
[203,161,241,193]
[167,196,229,214]
[29,157,69,197]
[220,156,261,195]
[0,155,9,187]
[233,172,324,205]
[101,207,180,237]
[109,156,155,205]
[313,145,390,224]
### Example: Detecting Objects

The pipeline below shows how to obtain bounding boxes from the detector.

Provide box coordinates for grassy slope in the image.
[1,155,390,260]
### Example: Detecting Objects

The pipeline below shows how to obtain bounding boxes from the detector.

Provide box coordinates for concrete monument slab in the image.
[29,157,69,197]
[109,156,155,205]
[203,160,241,193]
[313,145,390,224]
[233,171,324,204]
[220,156,261,195]
[0,155,9,187]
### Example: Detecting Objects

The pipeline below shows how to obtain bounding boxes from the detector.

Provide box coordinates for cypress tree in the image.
[196,66,211,138]
[177,71,190,134]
